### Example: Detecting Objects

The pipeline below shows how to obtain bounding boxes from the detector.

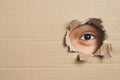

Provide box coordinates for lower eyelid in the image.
[78,40,92,46]
[77,37,97,46]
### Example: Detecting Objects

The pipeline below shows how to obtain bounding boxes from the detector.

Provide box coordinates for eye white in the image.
[80,34,95,40]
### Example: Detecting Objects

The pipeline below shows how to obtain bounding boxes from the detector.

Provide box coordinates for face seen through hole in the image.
[69,24,104,55]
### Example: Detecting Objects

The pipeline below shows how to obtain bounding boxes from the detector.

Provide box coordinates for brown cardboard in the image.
[0,0,120,80]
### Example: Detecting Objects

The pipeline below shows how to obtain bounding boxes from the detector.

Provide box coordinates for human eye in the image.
[80,34,95,40]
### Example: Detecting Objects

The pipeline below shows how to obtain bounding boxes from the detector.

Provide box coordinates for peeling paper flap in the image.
[95,43,113,58]
[65,30,78,52]
[78,53,93,61]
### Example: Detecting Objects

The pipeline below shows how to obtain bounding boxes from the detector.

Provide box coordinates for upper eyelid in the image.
[79,32,96,37]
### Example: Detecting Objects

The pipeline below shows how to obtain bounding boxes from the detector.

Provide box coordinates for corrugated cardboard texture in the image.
[0,0,120,80]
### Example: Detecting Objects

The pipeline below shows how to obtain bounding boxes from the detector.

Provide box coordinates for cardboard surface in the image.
[0,0,120,80]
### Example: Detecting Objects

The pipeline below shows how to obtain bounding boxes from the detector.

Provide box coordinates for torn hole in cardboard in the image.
[64,18,113,61]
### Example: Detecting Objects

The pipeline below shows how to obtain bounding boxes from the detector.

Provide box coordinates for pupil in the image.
[84,34,91,40]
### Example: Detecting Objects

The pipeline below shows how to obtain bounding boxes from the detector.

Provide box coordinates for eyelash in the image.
[80,34,95,40]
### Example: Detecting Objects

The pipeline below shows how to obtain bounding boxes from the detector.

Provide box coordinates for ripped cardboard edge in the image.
[64,18,113,61]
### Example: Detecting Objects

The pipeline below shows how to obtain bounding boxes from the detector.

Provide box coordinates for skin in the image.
[69,24,104,55]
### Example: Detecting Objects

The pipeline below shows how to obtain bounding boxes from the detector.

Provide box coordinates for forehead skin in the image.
[69,25,103,54]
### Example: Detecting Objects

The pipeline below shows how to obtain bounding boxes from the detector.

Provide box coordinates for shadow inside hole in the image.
[94,55,104,59]
[74,55,87,64]
[62,32,67,47]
